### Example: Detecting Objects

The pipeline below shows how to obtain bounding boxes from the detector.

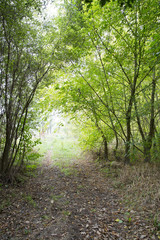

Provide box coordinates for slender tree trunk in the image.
[103,136,108,161]
[143,141,152,163]
[113,134,121,161]
[125,92,134,164]
[0,139,11,175]
[0,116,12,174]
[144,68,156,162]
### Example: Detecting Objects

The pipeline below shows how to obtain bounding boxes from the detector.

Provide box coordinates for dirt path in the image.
[0,153,157,239]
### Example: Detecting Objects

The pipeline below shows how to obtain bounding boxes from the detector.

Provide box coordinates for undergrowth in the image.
[102,162,160,236]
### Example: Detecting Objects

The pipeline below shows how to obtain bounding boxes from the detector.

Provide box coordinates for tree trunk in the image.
[103,137,108,161]
[143,141,152,163]
[125,102,132,164]
[0,119,12,175]
[144,68,156,163]
[113,134,121,161]
[0,140,11,175]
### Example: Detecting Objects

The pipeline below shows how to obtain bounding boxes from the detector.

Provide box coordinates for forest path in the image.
[0,152,156,240]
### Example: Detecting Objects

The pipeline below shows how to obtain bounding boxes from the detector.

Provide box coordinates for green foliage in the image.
[154,214,160,231]
[62,210,71,216]
[41,215,50,220]
[1,0,159,181]
[45,0,160,163]
[124,211,132,224]
[0,199,11,213]
[26,151,42,163]
[61,167,77,176]
[51,194,63,201]
[37,126,81,160]
[32,117,82,175]
[100,167,110,176]
[0,0,54,179]
[23,194,37,207]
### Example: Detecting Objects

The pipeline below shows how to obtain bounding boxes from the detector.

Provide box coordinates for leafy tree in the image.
[0,0,52,180]
[49,0,160,163]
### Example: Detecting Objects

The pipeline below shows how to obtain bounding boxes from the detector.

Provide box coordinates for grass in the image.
[62,210,71,216]
[154,214,160,231]
[104,162,160,236]
[41,215,50,220]
[116,164,160,208]
[40,134,81,160]
[14,160,40,184]
[77,184,84,190]
[0,199,11,213]
[51,194,63,201]
[22,194,37,207]
[61,167,77,176]
[36,132,82,176]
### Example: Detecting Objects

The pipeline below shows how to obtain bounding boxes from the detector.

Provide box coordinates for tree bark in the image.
[144,68,156,162]
[103,136,108,161]
[125,90,135,164]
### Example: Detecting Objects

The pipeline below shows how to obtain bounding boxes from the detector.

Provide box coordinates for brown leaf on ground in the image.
[0,153,159,240]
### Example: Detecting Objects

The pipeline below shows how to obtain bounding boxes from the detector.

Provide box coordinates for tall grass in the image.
[36,131,82,164]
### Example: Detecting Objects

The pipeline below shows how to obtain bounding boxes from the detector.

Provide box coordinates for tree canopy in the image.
[0,0,52,179]
[0,0,160,180]
[47,0,160,163]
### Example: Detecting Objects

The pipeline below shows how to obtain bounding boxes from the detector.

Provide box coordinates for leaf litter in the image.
[0,153,159,240]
